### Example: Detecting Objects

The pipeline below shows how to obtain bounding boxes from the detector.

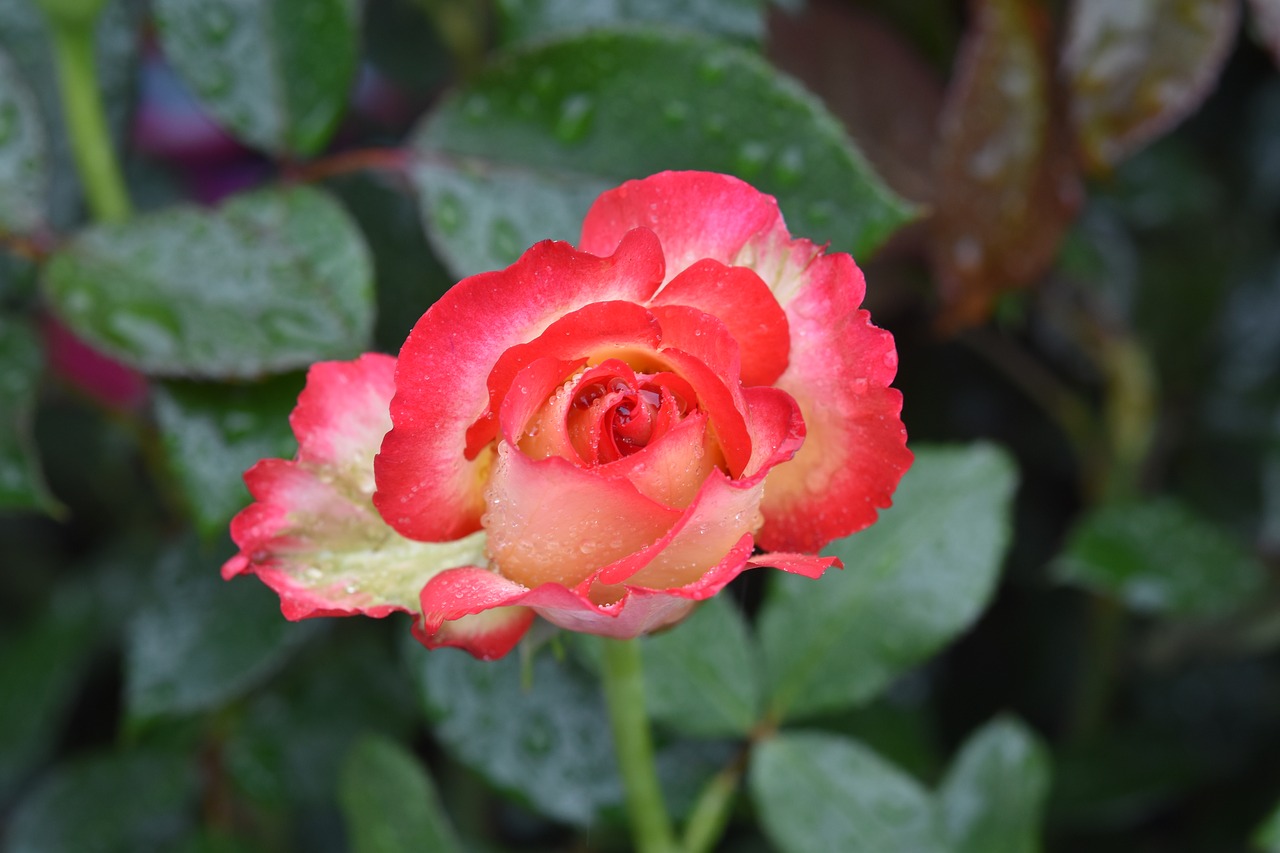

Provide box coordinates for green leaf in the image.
[5,750,199,853]
[1053,498,1266,618]
[937,716,1051,853]
[0,314,56,512]
[412,28,913,278]
[497,0,766,45]
[224,624,418,811]
[750,731,947,853]
[154,0,359,157]
[154,374,302,536]
[0,588,96,799]
[340,734,464,853]
[1063,0,1239,172]
[1255,797,1280,852]
[0,46,48,233]
[410,644,621,826]
[759,443,1018,721]
[124,536,316,722]
[44,185,374,379]
[640,596,761,738]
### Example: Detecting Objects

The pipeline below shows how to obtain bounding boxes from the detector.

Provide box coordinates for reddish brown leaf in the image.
[1063,0,1239,173]
[767,0,944,206]
[931,0,1083,331]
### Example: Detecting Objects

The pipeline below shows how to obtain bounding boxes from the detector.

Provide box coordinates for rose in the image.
[223,171,911,659]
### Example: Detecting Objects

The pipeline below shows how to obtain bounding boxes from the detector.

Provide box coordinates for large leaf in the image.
[44,185,374,379]
[1063,0,1239,172]
[640,596,761,738]
[340,735,464,853]
[0,46,48,233]
[0,314,55,512]
[411,644,621,826]
[124,536,317,722]
[1053,498,1267,618]
[497,0,766,45]
[5,750,199,853]
[154,0,359,157]
[759,444,1018,722]
[1256,797,1280,852]
[412,28,913,277]
[750,731,947,853]
[937,716,1052,853]
[153,374,302,536]
[930,0,1081,329]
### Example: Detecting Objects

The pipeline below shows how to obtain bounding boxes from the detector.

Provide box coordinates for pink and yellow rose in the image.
[223,171,911,659]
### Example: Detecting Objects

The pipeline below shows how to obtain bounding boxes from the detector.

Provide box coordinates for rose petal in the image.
[375,228,666,542]
[411,605,535,661]
[466,300,663,456]
[740,385,806,480]
[746,551,842,579]
[225,355,492,621]
[482,442,681,591]
[580,171,781,281]
[652,259,791,387]
[604,412,720,510]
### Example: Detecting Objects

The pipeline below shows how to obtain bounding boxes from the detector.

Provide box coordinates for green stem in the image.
[682,754,744,853]
[600,637,677,853]
[48,15,131,223]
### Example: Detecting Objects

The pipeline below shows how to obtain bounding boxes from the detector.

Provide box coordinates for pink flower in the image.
[224,171,911,659]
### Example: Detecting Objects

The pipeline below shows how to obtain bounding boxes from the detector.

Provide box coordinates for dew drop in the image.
[774,146,805,188]
[344,583,359,594]
[489,218,521,262]
[554,93,595,143]
[434,192,464,234]
[735,141,769,179]
[662,101,689,125]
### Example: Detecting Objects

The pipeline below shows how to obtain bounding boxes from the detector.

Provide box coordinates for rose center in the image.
[566,371,692,465]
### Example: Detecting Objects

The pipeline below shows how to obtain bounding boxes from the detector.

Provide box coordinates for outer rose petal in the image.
[375,228,666,542]
[580,171,912,551]
[224,354,489,625]
[419,534,756,641]
[411,605,535,661]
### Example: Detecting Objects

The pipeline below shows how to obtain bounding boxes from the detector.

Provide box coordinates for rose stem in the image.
[600,637,678,853]
[42,0,132,224]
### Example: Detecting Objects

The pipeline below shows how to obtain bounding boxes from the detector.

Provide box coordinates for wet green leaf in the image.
[640,596,761,738]
[937,716,1051,853]
[410,644,621,826]
[0,313,56,512]
[154,0,359,157]
[5,750,199,853]
[497,0,765,45]
[1053,498,1266,618]
[0,47,48,234]
[124,536,317,722]
[44,185,374,379]
[340,734,464,853]
[759,444,1018,722]
[154,374,302,536]
[1255,797,1280,852]
[1064,0,1239,172]
[750,731,947,853]
[412,28,913,277]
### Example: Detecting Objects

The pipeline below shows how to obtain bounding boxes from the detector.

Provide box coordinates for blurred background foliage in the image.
[2,0,1280,850]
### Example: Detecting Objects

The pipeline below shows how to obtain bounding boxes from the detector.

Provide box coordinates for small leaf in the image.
[1255,797,1280,852]
[5,750,199,853]
[44,185,374,379]
[497,0,766,45]
[1063,0,1239,172]
[0,47,48,233]
[410,644,621,826]
[340,735,463,853]
[937,716,1051,853]
[640,596,761,738]
[412,28,913,278]
[1053,498,1266,618]
[0,313,56,512]
[931,0,1081,329]
[153,374,302,536]
[760,444,1018,722]
[124,536,317,722]
[154,0,360,157]
[750,731,947,853]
